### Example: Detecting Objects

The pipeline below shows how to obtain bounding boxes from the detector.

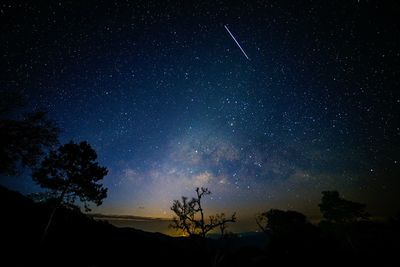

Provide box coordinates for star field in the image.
[1,0,399,223]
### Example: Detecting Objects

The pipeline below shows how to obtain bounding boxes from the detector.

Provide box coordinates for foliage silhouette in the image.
[170,187,236,238]
[255,208,321,266]
[256,209,317,245]
[319,191,370,223]
[256,209,308,234]
[0,110,59,175]
[32,141,108,241]
[0,90,25,115]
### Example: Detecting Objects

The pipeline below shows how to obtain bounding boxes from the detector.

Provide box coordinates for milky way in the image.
[1,1,399,224]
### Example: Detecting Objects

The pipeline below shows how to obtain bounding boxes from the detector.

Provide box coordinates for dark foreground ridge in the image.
[1,185,399,267]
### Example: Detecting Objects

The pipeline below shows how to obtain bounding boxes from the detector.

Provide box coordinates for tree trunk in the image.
[40,189,66,244]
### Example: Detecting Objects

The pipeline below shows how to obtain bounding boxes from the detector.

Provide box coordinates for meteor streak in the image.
[224,25,250,60]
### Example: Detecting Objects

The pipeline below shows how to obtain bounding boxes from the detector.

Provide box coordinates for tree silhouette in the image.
[319,191,370,223]
[170,187,236,238]
[0,110,59,175]
[256,208,317,260]
[256,209,309,236]
[32,141,108,241]
[0,90,25,115]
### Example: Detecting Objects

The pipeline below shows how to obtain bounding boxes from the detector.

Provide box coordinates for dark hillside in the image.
[0,186,203,266]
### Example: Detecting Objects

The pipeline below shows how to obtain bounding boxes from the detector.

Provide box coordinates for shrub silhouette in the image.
[319,191,370,223]
[256,209,314,240]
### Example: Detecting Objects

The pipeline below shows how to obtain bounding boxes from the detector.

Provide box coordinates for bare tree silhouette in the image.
[170,187,236,238]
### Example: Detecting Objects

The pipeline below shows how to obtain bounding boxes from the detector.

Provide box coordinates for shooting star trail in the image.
[224,25,250,60]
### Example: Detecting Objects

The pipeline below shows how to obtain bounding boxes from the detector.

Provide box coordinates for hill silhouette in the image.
[89,213,171,221]
[0,185,208,266]
[1,185,399,267]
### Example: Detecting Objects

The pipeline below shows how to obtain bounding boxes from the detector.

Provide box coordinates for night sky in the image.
[1,1,399,225]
